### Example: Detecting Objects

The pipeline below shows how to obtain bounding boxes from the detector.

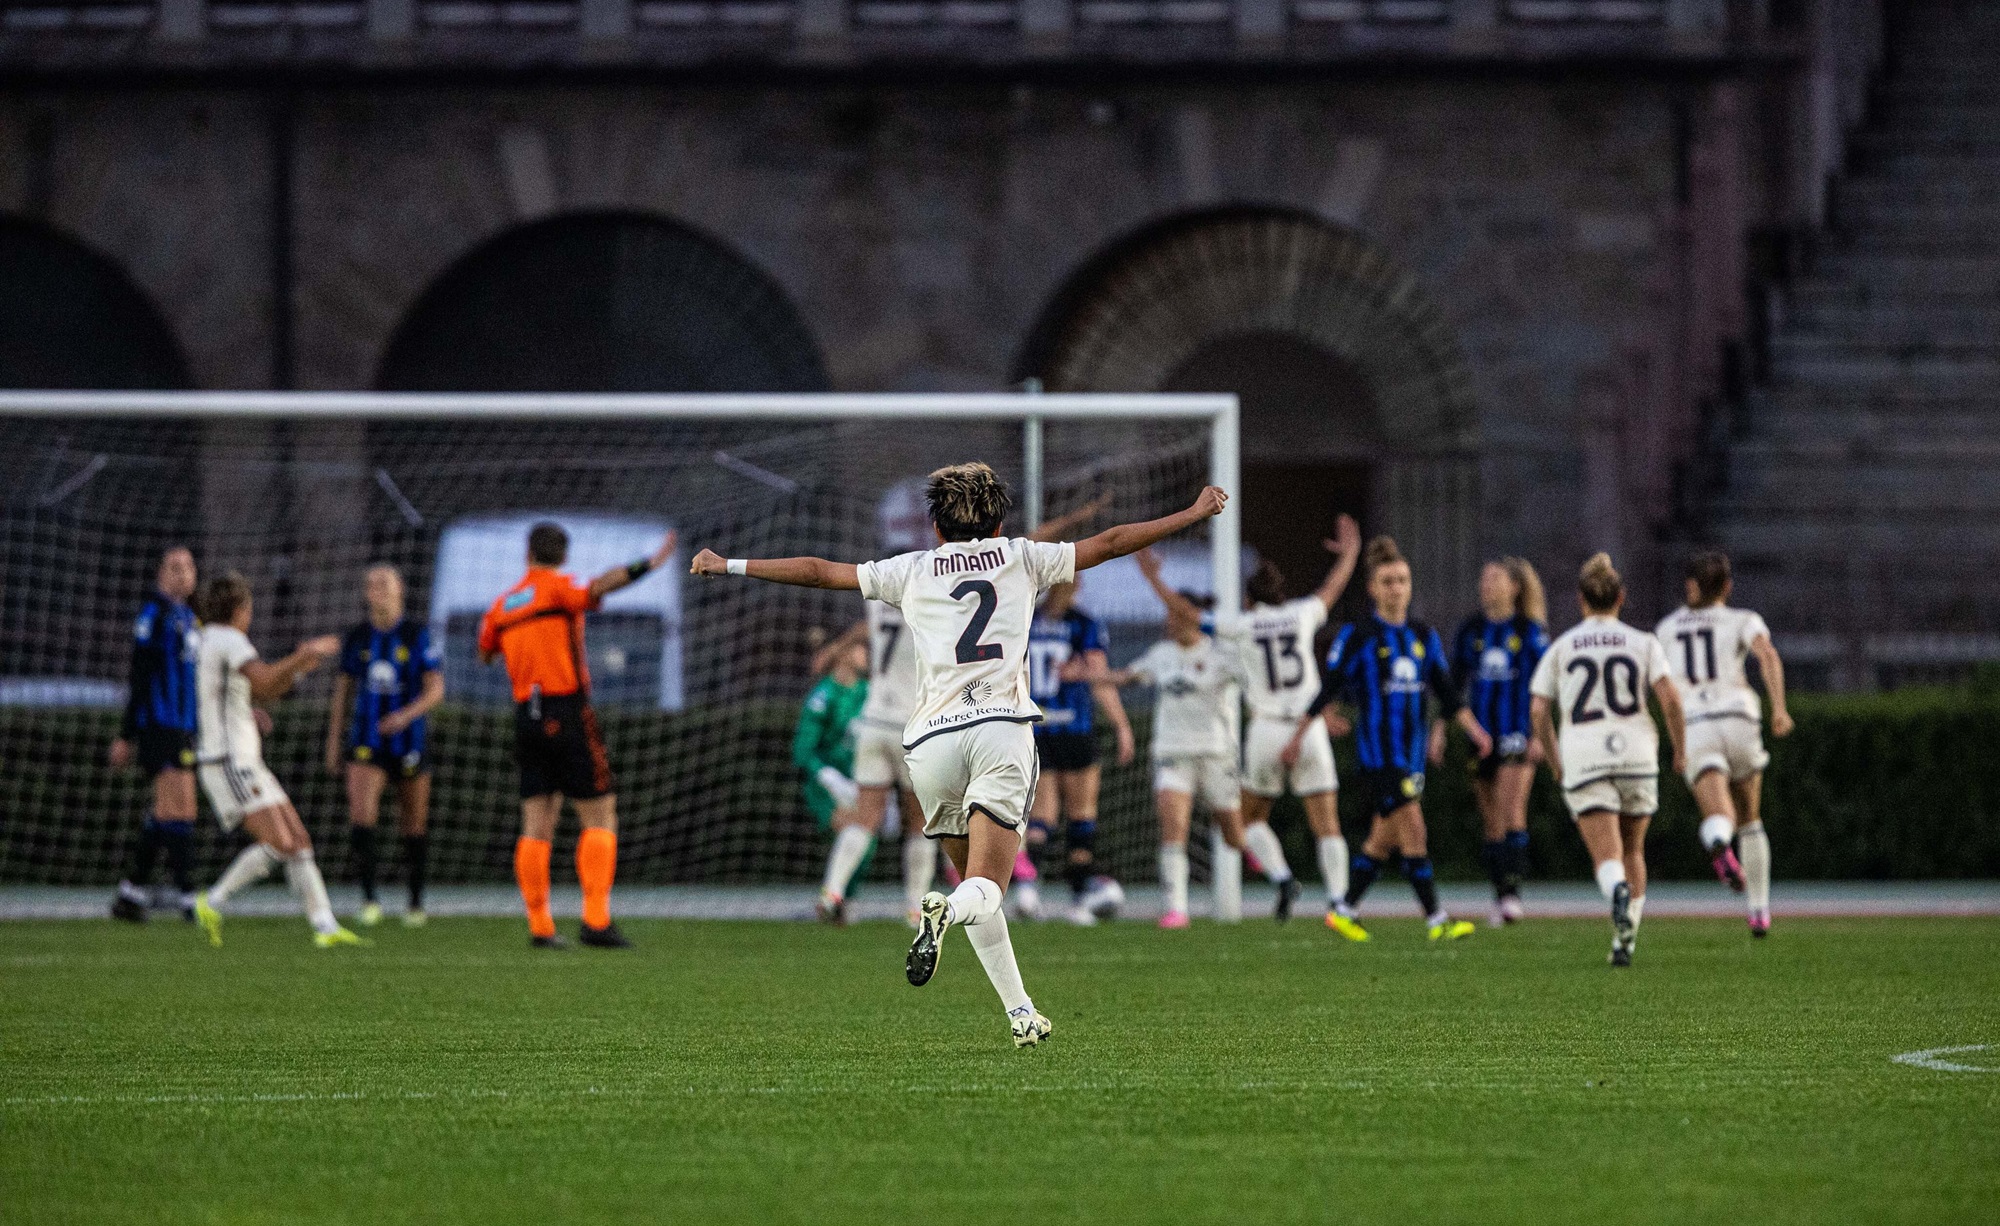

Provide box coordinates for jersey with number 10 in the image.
[1226,597,1329,721]
[856,537,1076,749]
[1653,604,1770,724]
[1528,616,1672,786]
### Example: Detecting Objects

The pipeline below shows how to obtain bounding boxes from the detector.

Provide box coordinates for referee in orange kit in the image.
[479,521,676,948]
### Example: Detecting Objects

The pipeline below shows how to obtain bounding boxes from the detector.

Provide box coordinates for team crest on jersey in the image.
[1604,731,1627,755]
[394,645,409,664]
[1506,634,1522,652]
[959,680,994,708]
[1412,641,1425,659]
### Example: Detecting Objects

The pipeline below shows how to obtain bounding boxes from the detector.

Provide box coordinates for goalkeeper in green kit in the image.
[798,634,872,923]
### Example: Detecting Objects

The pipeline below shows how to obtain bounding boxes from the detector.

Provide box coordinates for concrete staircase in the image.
[1707,1,2000,688]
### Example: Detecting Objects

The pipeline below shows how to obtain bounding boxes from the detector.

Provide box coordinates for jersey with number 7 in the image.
[856,536,1077,750]
[1528,615,1673,786]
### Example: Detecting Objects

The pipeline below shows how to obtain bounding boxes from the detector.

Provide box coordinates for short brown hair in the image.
[1246,559,1287,606]
[1364,536,1405,578]
[528,521,569,566]
[926,462,1012,542]
[1686,549,1731,606]
[1578,552,1623,613]
[198,571,253,624]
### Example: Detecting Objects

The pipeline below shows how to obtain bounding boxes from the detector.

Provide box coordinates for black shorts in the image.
[348,744,430,779]
[1035,730,1099,773]
[515,693,614,801]
[1358,768,1425,818]
[1474,749,1531,782]
[135,726,196,776]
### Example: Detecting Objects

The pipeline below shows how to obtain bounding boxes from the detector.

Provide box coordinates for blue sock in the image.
[1344,853,1379,908]
[1404,855,1441,918]
[156,820,195,894]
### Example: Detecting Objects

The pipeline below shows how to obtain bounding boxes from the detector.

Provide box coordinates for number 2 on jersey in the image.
[950,580,1003,664]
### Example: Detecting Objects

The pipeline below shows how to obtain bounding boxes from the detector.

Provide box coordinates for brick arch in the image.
[378,210,828,393]
[1015,207,1476,450]
[0,215,191,390]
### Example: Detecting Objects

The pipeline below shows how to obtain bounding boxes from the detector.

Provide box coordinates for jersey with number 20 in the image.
[857,537,1077,749]
[1528,615,1672,786]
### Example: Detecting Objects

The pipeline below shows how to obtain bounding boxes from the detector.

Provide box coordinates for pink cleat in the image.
[1748,908,1771,938]
[1498,895,1526,924]
[1710,847,1746,893]
[1243,848,1266,876]
[1158,910,1190,930]
[1013,848,1039,883]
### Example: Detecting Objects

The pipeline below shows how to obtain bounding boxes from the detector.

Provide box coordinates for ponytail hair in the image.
[1502,556,1547,624]
[1685,549,1731,607]
[1577,552,1623,614]
[1363,535,1405,579]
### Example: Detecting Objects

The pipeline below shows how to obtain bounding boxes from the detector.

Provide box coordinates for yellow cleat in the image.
[357,902,384,928]
[314,926,369,949]
[194,893,223,948]
[1325,911,1371,942]
[1428,919,1477,941]
[401,909,427,929]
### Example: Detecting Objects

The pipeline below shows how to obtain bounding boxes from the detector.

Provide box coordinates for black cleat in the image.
[907,891,950,987]
[815,890,846,926]
[530,933,569,950]
[110,895,147,924]
[1610,944,1633,968]
[578,922,632,949]
[1610,881,1635,949]
[1274,878,1300,924]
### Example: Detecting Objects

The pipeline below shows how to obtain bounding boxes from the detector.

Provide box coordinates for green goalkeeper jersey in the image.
[793,673,869,825]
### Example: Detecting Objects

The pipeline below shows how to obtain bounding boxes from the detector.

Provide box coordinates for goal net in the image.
[0,393,1239,900]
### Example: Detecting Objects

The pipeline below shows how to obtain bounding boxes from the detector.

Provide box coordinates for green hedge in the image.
[5,685,1998,886]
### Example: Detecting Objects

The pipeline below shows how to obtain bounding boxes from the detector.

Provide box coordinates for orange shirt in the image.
[478,567,601,702]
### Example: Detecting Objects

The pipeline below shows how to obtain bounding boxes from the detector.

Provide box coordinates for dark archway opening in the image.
[378,212,828,392]
[0,217,190,389]
[1164,331,1377,622]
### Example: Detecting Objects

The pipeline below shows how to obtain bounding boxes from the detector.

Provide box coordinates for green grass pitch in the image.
[4,914,1996,1225]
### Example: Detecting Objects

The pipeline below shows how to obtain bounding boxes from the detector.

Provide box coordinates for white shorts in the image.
[1243,716,1337,799]
[1683,717,1769,787]
[1153,753,1240,812]
[852,721,915,792]
[1563,774,1659,819]
[198,760,289,832]
[904,720,1038,843]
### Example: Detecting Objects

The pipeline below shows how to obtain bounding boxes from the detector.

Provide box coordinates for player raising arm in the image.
[187,572,359,948]
[692,466,1226,1048]
[1655,550,1792,938]
[1530,553,1686,967]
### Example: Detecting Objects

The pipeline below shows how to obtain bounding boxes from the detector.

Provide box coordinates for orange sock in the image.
[578,828,617,930]
[514,837,555,939]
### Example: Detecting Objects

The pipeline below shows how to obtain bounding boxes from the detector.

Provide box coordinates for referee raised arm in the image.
[477,521,676,949]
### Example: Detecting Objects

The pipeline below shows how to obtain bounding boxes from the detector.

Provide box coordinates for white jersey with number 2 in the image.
[1227,597,1329,721]
[857,537,1076,749]
[1653,604,1770,724]
[1528,615,1672,787]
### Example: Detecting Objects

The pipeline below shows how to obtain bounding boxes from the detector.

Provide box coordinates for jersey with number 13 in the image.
[857,537,1077,749]
[1226,597,1329,721]
[1528,615,1672,786]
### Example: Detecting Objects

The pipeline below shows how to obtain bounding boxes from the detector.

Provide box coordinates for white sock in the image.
[208,843,279,907]
[1700,814,1735,854]
[821,826,873,901]
[1159,843,1190,916]
[902,836,936,913]
[1211,827,1243,922]
[945,876,1002,926]
[1316,836,1349,906]
[1594,858,1627,900]
[1242,822,1292,883]
[963,909,1032,1015]
[1738,822,1770,911]
[1629,892,1646,932]
[283,850,341,936]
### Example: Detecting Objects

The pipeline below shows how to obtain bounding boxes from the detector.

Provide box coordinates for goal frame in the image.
[0,390,1244,612]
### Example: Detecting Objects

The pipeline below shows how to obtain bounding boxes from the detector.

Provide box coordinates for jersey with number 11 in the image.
[857,537,1077,749]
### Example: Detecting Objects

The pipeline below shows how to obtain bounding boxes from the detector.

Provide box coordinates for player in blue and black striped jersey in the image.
[1308,537,1491,942]
[109,546,202,923]
[324,564,444,927]
[1451,558,1551,925]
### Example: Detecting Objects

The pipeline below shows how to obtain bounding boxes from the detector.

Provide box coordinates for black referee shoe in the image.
[1274,878,1300,924]
[579,922,632,949]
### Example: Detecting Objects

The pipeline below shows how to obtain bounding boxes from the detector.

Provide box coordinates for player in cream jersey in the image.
[1530,554,1686,967]
[692,463,1227,1048]
[1654,550,1794,937]
[186,571,362,949]
[1219,515,1360,922]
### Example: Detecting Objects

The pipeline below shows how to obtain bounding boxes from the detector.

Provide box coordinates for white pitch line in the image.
[1890,1044,1995,1073]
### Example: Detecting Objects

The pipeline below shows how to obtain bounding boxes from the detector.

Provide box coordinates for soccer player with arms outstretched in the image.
[1222,515,1361,922]
[1530,554,1687,967]
[1313,536,1491,942]
[1452,557,1550,925]
[1655,549,1793,937]
[325,564,445,928]
[479,522,677,950]
[692,465,1226,1048]
[187,572,360,948]
[109,546,202,924]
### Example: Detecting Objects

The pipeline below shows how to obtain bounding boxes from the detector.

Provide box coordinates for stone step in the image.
[1836,178,2000,211]
[1849,154,2000,185]
[1771,331,2000,362]
[1789,282,2000,316]
[1743,395,2000,442]
[1711,461,2000,515]
[1853,130,2000,159]
[1868,104,2000,142]
[1832,216,2000,252]
[1769,347,2000,391]
[1799,253,2000,296]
